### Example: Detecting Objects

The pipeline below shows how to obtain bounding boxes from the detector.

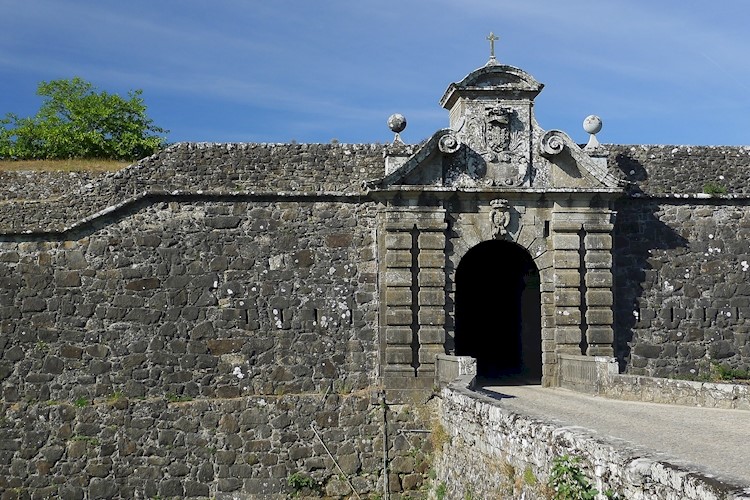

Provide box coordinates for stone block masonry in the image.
[1,139,750,498]
[3,39,750,497]
[0,392,436,499]
[614,199,750,377]
[0,142,387,233]
[0,143,439,499]
[0,199,379,402]
[608,145,750,196]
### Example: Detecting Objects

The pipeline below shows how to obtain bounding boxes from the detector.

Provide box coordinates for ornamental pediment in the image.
[367,62,623,193]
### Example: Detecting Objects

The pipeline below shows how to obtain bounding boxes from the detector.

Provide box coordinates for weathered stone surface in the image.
[554,290,580,307]
[385,287,412,306]
[386,308,412,326]
[553,250,580,269]
[552,233,580,250]
[205,216,241,229]
[326,233,353,248]
[586,326,614,344]
[184,480,209,497]
[417,251,446,269]
[584,250,612,269]
[553,270,581,287]
[614,200,750,377]
[1,58,749,500]
[418,232,445,250]
[418,269,445,287]
[585,270,612,287]
[584,233,612,250]
[385,233,412,250]
[418,289,445,307]
[438,381,749,500]
[555,326,582,344]
[418,307,445,326]
[586,308,613,325]
[386,327,412,345]
[89,478,117,499]
[385,347,414,364]
[124,278,160,291]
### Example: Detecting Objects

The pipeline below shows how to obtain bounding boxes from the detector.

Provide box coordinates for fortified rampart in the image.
[1,142,748,498]
[1,144,436,499]
[611,145,750,377]
[1,58,750,498]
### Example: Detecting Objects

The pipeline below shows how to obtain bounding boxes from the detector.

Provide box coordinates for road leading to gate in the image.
[481,383,750,485]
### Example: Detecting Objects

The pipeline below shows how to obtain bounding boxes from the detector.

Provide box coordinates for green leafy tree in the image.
[0,77,168,160]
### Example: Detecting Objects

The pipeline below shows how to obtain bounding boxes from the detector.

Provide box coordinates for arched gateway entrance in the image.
[373,59,621,400]
[455,241,542,381]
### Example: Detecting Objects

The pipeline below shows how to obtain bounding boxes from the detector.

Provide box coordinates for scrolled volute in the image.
[540,130,568,156]
[438,131,461,154]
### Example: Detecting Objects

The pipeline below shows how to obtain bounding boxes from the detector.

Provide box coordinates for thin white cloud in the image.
[2,0,749,144]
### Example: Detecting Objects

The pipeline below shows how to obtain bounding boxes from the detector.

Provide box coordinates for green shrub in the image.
[287,472,318,496]
[713,363,750,381]
[436,482,447,500]
[703,182,728,195]
[166,393,192,403]
[547,455,598,500]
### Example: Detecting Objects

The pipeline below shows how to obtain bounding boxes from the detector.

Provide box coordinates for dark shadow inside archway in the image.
[454,240,542,383]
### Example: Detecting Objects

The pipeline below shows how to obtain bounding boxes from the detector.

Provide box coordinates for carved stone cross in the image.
[486,32,499,62]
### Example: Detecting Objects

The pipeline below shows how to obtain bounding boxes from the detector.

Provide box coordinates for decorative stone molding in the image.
[540,129,566,156]
[540,129,623,189]
[489,198,511,239]
[438,131,461,154]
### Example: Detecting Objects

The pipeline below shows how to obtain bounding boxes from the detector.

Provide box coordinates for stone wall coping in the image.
[607,144,750,195]
[603,374,750,411]
[12,182,747,236]
[627,192,750,200]
[3,141,748,233]
[554,354,750,410]
[435,355,477,389]
[364,185,623,195]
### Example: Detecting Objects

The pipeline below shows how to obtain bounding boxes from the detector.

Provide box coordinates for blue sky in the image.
[2,1,750,146]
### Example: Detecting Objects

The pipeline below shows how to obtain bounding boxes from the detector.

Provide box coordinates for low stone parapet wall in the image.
[602,374,750,410]
[558,353,619,393]
[434,354,476,389]
[434,378,750,499]
[558,354,750,410]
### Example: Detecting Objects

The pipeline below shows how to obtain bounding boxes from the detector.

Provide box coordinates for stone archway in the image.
[454,240,542,381]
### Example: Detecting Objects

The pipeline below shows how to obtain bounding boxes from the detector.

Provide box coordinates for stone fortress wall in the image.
[0,144,437,499]
[0,141,749,498]
[610,145,750,377]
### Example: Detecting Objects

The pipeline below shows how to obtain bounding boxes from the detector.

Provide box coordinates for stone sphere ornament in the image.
[387,113,407,133]
[583,115,603,135]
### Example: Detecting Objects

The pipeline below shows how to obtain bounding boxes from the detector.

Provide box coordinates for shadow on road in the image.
[474,375,542,400]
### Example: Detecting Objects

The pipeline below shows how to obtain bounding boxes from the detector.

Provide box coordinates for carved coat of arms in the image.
[455,105,529,186]
[489,198,511,238]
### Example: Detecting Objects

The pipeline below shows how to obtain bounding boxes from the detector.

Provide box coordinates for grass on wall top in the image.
[0,159,129,173]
